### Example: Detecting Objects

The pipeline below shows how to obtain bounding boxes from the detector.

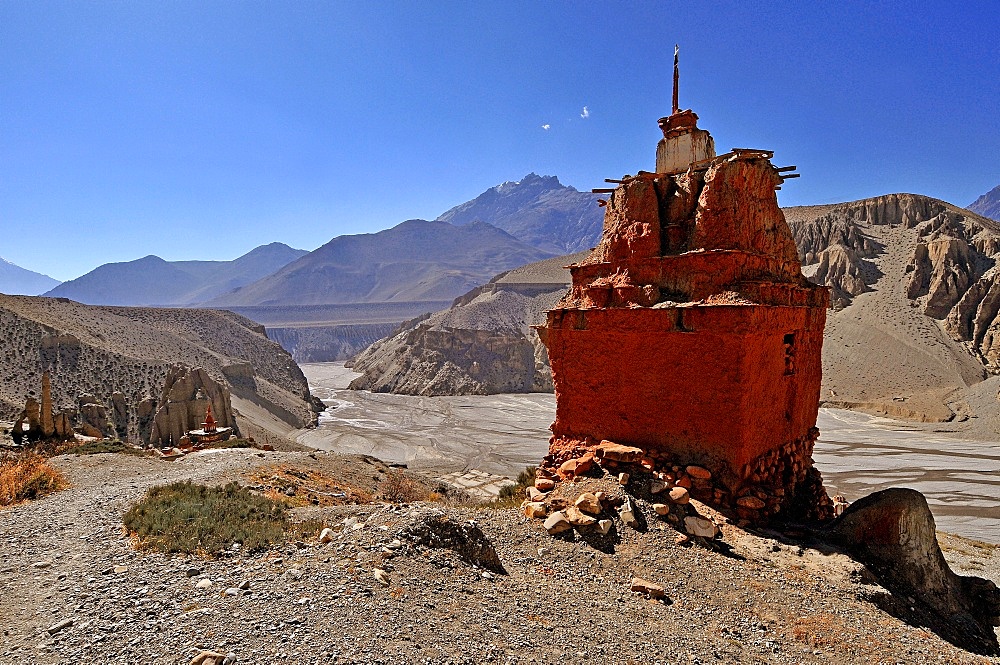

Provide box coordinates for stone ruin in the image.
[148,364,238,447]
[535,75,833,524]
[8,365,238,448]
[10,371,122,445]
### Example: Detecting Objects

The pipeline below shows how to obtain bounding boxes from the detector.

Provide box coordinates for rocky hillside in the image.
[0,294,320,442]
[785,193,1000,423]
[267,323,399,363]
[351,193,1000,427]
[969,184,1000,222]
[0,257,60,296]
[207,220,553,308]
[44,243,306,306]
[436,173,603,254]
[348,253,586,395]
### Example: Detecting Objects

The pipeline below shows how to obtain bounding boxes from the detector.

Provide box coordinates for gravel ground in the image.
[2,449,998,665]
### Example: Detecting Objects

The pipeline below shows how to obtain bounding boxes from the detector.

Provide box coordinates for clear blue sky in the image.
[2,1,998,281]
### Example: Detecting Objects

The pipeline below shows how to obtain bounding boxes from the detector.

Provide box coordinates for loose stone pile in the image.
[533,439,833,532]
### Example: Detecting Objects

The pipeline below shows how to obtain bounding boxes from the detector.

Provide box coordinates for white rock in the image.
[224,587,239,596]
[618,473,630,485]
[373,568,390,586]
[653,503,670,516]
[596,519,612,535]
[619,497,639,529]
[684,515,719,538]
[543,511,572,535]
[195,578,213,589]
[318,527,335,543]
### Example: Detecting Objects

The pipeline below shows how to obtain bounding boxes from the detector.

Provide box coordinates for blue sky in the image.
[2,1,998,281]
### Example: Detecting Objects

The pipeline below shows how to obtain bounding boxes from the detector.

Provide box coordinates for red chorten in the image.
[202,402,217,433]
[536,70,833,522]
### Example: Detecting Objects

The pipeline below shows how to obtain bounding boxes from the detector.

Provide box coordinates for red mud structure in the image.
[535,104,834,524]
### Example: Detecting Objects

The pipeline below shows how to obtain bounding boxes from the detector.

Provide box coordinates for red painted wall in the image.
[542,304,826,480]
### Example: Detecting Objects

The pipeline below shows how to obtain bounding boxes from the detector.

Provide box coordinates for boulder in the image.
[684,516,718,538]
[596,440,644,462]
[823,488,1000,652]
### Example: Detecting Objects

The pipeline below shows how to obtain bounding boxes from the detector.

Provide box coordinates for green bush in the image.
[64,440,146,456]
[205,438,255,450]
[123,481,287,555]
[493,465,537,507]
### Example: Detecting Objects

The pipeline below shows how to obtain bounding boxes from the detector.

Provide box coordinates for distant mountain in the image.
[44,242,306,306]
[207,220,553,307]
[435,173,603,254]
[968,184,1000,221]
[0,257,60,295]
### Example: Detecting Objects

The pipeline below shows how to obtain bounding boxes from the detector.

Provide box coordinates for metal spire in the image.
[672,44,680,115]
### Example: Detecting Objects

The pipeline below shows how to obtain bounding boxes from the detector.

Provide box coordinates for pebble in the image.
[373,569,390,586]
[196,578,213,589]
[653,503,670,516]
[319,527,335,543]
[46,618,74,635]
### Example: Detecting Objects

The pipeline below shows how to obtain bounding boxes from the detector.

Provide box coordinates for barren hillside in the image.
[0,295,320,441]
[349,253,586,395]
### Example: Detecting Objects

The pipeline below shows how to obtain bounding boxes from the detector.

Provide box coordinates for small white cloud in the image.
[580,106,590,119]
[542,124,551,130]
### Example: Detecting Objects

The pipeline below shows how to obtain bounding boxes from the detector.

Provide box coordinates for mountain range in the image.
[0,257,61,296]
[969,184,1000,222]
[26,174,595,312]
[43,242,307,307]
[206,220,552,307]
[435,173,603,255]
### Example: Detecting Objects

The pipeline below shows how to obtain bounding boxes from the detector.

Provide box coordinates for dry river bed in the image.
[299,363,1000,544]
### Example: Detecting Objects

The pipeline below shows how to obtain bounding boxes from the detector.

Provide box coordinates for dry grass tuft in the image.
[792,613,852,649]
[248,464,374,507]
[0,452,67,507]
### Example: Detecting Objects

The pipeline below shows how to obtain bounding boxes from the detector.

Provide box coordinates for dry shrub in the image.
[247,464,373,507]
[377,469,430,503]
[0,452,67,507]
[792,613,847,648]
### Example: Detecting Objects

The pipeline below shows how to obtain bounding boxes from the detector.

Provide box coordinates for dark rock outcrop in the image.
[824,488,1000,655]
